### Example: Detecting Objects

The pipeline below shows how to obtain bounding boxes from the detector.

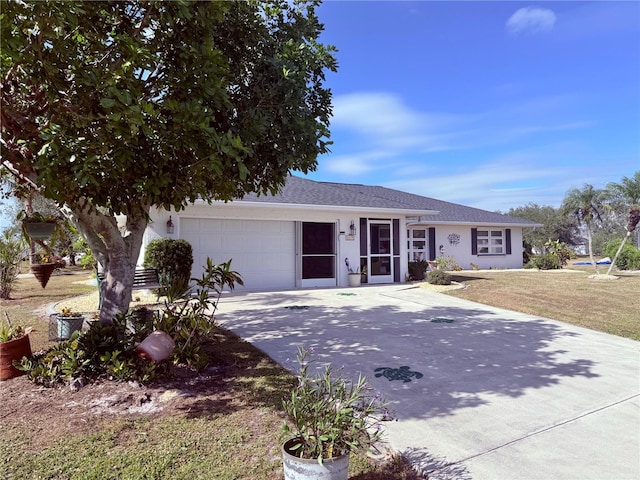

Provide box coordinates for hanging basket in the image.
[31,263,57,288]
[23,222,56,241]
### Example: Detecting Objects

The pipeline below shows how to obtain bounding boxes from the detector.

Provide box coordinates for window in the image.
[302,222,335,279]
[407,228,427,261]
[476,229,504,255]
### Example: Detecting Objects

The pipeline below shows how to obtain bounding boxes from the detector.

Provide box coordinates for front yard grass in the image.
[446,267,640,341]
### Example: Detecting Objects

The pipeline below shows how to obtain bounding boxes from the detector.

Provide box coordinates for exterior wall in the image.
[142,204,411,288]
[410,224,524,270]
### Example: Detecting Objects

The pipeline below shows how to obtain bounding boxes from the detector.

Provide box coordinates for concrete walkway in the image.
[215,285,640,480]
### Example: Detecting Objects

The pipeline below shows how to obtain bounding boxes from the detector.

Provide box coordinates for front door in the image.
[368,221,393,283]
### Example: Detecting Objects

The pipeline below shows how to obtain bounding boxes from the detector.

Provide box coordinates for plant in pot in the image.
[345,258,366,287]
[56,307,85,340]
[19,211,58,241]
[281,346,389,480]
[0,314,33,381]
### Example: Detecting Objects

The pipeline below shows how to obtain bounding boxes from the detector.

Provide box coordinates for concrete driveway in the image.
[215,285,640,480]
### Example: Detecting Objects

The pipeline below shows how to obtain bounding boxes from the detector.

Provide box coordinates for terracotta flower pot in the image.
[0,334,32,381]
[31,263,57,288]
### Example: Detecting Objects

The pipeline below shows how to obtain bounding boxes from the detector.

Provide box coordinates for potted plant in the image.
[0,315,33,381]
[345,258,366,287]
[19,211,58,241]
[56,307,85,340]
[281,346,389,480]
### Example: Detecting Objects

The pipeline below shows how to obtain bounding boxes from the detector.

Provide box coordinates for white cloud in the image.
[506,7,557,35]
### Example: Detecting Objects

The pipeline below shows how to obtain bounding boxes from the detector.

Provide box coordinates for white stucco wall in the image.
[142,203,411,288]
[412,224,524,270]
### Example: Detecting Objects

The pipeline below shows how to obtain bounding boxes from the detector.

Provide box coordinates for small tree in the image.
[561,184,606,274]
[2,1,337,324]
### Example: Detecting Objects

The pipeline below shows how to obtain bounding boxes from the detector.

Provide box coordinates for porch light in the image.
[349,221,356,236]
[166,216,175,234]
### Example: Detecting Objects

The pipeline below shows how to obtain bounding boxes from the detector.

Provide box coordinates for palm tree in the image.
[605,172,640,275]
[561,184,606,274]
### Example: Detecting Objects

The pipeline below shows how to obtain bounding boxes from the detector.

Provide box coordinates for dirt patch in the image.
[1,360,242,450]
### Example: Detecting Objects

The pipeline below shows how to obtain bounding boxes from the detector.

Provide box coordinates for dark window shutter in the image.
[428,227,436,260]
[505,228,512,255]
[360,218,367,257]
[471,228,478,255]
[393,219,400,256]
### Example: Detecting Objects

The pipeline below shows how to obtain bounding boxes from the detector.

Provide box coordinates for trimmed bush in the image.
[603,239,640,271]
[427,269,451,285]
[143,238,193,290]
[530,253,562,270]
[408,260,428,281]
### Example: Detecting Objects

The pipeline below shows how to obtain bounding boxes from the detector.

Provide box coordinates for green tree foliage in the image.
[1,1,337,323]
[561,184,607,274]
[0,228,25,299]
[603,239,640,271]
[605,171,640,274]
[143,238,193,292]
[508,203,579,253]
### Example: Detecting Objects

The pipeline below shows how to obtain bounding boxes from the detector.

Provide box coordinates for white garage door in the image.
[181,218,295,291]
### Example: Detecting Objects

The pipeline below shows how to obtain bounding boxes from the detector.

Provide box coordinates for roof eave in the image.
[196,199,438,217]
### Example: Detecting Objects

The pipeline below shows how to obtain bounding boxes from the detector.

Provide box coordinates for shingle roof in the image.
[238,176,538,226]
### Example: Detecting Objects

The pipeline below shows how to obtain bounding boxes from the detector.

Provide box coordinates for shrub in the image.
[544,240,572,267]
[16,316,158,387]
[603,239,640,271]
[0,229,24,299]
[408,260,428,281]
[427,269,451,285]
[529,253,562,270]
[435,256,461,271]
[143,238,193,292]
[72,236,97,269]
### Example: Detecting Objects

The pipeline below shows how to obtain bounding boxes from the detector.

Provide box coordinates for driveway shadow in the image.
[216,288,599,419]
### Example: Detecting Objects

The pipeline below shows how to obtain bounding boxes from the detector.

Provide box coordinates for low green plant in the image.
[544,239,573,266]
[603,239,640,270]
[16,316,157,387]
[427,269,451,285]
[529,253,562,270]
[0,314,32,342]
[151,258,243,369]
[435,256,461,271]
[281,346,389,463]
[408,260,428,281]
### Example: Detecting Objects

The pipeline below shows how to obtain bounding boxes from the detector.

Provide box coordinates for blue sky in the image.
[303,0,640,212]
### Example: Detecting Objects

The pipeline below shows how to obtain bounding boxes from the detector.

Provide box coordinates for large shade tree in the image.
[561,184,607,274]
[507,203,579,254]
[1,0,337,323]
[605,171,640,275]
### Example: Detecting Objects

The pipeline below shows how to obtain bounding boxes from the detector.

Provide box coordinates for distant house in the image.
[141,176,539,290]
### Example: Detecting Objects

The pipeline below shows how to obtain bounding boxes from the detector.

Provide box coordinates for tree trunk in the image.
[63,204,150,324]
[606,230,632,276]
[586,223,599,275]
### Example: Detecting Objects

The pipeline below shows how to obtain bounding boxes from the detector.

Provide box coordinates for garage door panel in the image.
[181,218,295,290]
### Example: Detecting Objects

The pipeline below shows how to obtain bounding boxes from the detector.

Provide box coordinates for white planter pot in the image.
[56,315,85,340]
[136,331,175,362]
[348,273,361,287]
[282,438,350,480]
